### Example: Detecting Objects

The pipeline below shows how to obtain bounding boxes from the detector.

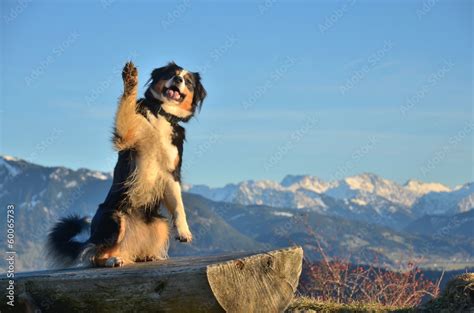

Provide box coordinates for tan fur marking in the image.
[124,128,135,144]
[174,155,180,168]
[92,214,169,267]
[114,62,146,151]
[93,245,123,267]
[180,73,195,112]
[117,215,169,262]
[179,90,194,112]
[117,214,126,243]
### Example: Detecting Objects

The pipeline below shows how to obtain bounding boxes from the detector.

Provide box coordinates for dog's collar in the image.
[144,88,191,124]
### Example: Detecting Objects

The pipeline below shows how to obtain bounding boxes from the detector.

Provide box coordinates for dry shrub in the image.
[297,228,441,307]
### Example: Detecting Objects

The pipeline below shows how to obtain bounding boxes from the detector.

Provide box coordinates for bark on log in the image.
[1,246,303,313]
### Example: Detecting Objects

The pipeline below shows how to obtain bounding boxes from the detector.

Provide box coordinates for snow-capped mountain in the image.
[1,155,472,272]
[0,155,22,177]
[183,180,328,210]
[184,173,472,226]
[0,155,264,271]
[404,179,451,196]
[274,173,451,207]
[411,183,474,216]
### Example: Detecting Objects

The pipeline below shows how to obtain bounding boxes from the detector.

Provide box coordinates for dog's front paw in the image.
[175,225,193,243]
[105,256,124,267]
[122,61,138,94]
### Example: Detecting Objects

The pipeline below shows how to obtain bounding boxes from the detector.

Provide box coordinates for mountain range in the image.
[184,174,473,229]
[0,155,472,272]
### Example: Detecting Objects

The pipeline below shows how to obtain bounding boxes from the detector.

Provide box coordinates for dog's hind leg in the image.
[89,211,130,267]
[113,61,145,151]
[92,249,128,268]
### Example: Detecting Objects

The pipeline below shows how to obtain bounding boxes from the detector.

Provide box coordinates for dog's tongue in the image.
[166,89,181,100]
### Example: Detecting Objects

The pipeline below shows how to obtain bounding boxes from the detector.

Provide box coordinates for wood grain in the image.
[1,246,303,313]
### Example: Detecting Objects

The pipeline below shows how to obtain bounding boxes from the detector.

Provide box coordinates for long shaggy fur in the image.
[46,61,206,268]
[46,215,91,266]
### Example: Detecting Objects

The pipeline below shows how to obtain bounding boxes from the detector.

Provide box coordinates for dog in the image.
[47,61,206,267]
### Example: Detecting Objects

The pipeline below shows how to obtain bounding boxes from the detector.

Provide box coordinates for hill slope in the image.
[1,156,472,271]
[0,156,263,271]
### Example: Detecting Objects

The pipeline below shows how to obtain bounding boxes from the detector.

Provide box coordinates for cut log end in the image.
[208,246,303,313]
[1,246,303,313]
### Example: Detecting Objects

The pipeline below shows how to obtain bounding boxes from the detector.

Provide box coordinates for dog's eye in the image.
[185,79,194,87]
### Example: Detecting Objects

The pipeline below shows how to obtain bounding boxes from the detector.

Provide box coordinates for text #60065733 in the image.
[5,204,16,307]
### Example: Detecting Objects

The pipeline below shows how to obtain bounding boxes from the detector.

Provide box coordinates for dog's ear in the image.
[147,66,167,86]
[146,62,176,86]
[192,72,207,111]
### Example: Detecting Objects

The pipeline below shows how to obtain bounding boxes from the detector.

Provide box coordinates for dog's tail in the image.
[47,215,91,267]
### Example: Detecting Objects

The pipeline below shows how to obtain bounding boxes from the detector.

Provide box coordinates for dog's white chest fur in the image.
[148,114,178,170]
[126,113,177,208]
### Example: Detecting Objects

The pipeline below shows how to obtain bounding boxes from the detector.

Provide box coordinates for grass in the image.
[418,273,474,313]
[286,297,414,313]
[287,273,474,313]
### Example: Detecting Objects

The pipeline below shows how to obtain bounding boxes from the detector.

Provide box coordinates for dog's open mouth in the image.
[163,86,185,102]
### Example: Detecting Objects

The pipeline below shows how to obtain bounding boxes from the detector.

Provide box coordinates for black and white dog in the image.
[47,61,206,267]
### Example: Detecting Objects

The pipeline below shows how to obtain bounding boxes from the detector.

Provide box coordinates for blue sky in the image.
[1,0,472,187]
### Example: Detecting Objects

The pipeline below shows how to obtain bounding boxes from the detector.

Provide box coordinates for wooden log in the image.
[1,246,303,313]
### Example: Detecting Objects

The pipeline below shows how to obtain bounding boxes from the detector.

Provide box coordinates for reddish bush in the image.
[297,226,442,307]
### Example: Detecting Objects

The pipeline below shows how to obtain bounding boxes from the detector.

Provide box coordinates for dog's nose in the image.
[173,76,183,84]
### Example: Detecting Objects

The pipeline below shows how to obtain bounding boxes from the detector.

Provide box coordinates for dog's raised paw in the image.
[105,256,124,267]
[122,61,138,93]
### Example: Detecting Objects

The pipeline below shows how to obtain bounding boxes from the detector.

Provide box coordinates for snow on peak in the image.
[344,173,386,193]
[323,173,419,207]
[272,211,294,217]
[88,171,111,181]
[0,156,21,177]
[280,175,333,193]
[351,198,368,206]
[404,179,450,195]
[411,182,474,216]
[458,194,474,213]
[241,179,282,190]
[281,175,309,187]
[2,155,20,162]
[180,172,474,217]
[454,182,474,192]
